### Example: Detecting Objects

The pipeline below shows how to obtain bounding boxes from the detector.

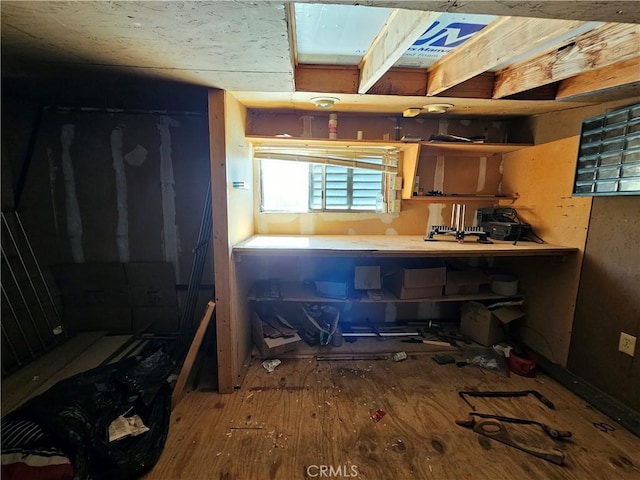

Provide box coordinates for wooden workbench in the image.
[233,235,577,258]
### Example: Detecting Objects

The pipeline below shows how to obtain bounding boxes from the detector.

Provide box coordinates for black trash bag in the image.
[6,347,175,480]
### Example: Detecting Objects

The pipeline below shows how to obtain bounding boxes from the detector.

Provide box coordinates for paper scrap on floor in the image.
[108,414,150,442]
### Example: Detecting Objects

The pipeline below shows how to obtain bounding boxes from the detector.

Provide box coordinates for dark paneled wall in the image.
[1,77,213,346]
[568,196,640,411]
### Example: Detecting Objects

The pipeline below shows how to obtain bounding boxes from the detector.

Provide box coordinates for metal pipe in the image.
[1,285,35,357]
[181,181,212,333]
[2,322,23,367]
[14,212,66,335]
[1,247,47,350]
[1,214,57,342]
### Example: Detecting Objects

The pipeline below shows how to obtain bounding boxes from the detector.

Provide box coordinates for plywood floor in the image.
[146,354,640,480]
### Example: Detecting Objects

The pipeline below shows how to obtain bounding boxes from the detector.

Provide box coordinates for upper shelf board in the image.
[246,135,531,155]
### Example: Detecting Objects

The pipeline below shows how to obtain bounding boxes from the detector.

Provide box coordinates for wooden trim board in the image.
[172,301,216,410]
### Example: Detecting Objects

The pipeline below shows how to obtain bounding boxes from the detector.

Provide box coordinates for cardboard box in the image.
[125,262,177,307]
[53,263,129,307]
[252,311,301,358]
[52,263,127,293]
[64,307,132,334]
[387,260,446,299]
[315,281,349,299]
[354,266,381,290]
[445,270,489,295]
[460,301,525,346]
[132,307,179,333]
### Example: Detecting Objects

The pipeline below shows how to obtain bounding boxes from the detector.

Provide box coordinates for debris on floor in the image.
[262,359,282,373]
[370,409,386,423]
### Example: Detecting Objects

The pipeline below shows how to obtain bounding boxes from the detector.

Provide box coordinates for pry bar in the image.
[458,390,555,411]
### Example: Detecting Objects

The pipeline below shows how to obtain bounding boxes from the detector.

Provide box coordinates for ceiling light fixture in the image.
[311,97,340,109]
[403,108,422,118]
[424,103,454,114]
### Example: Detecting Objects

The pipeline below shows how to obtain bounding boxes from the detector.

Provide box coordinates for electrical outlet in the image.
[618,332,637,357]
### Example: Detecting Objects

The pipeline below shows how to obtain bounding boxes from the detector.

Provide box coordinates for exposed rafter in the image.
[556,58,640,101]
[426,16,591,96]
[358,9,441,94]
[493,23,640,98]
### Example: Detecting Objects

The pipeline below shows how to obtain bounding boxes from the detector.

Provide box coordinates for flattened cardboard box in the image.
[460,301,525,346]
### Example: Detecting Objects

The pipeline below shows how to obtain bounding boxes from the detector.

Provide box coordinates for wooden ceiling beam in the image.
[427,16,590,96]
[358,9,441,94]
[435,73,495,99]
[556,57,640,101]
[367,68,427,96]
[493,23,640,99]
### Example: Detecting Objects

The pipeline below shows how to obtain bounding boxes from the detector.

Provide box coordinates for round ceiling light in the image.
[424,103,454,114]
[311,97,340,109]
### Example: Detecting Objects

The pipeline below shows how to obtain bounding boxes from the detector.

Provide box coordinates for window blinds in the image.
[253,144,400,173]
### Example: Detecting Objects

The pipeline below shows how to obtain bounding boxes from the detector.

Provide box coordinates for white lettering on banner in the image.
[306,464,359,477]
[403,19,491,60]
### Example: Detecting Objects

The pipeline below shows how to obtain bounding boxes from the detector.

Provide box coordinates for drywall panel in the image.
[568,196,640,411]
[499,137,592,365]
[526,98,640,145]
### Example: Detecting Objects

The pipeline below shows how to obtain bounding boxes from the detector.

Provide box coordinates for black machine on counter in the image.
[476,207,532,242]
[425,203,493,243]
[426,205,540,244]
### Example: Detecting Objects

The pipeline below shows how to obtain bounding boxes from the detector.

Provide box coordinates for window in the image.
[255,144,398,213]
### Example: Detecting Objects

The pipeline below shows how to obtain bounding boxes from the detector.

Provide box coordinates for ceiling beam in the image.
[368,68,427,96]
[556,57,640,101]
[427,16,590,96]
[315,1,640,24]
[358,9,441,94]
[436,73,495,99]
[285,3,298,68]
[493,23,640,99]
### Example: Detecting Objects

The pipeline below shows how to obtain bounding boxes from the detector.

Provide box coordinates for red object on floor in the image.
[508,350,537,377]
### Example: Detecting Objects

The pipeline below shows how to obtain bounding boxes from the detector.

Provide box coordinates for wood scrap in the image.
[172,301,215,410]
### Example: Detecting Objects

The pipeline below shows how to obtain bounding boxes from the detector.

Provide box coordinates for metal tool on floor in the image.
[593,422,615,432]
[456,412,572,439]
[458,390,555,410]
[402,338,453,348]
[462,419,565,465]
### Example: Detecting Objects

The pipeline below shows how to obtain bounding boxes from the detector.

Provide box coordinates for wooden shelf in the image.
[421,142,532,155]
[246,136,531,153]
[245,135,417,152]
[403,195,517,203]
[249,282,515,304]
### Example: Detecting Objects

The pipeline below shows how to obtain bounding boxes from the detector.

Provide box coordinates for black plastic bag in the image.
[6,347,175,480]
